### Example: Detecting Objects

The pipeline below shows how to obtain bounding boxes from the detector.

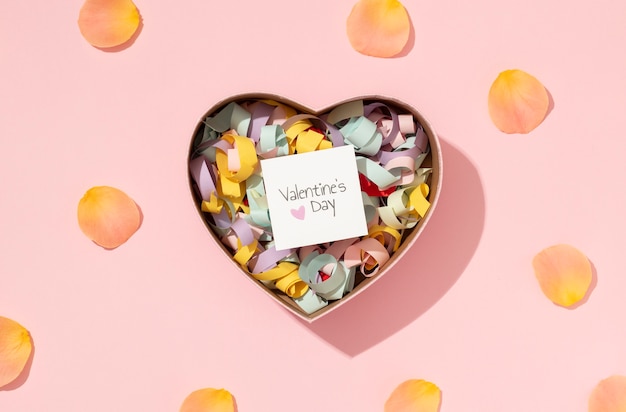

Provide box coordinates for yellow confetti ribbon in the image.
[215,133,258,199]
[378,183,431,229]
[367,225,402,253]
[284,119,333,153]
[252,262,309,298]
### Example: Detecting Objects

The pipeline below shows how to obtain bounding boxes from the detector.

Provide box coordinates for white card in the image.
[261,145,368,251]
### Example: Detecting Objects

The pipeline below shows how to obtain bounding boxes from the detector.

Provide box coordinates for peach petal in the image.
[0,316,33,389]
[532,244,592,307]
[179,388,236,412]
[385,379,441,412]
[488,69,549,134]
[589,375,626,412]
[347,0,410,58]
[77,186,141,249]
[78,0,141,48]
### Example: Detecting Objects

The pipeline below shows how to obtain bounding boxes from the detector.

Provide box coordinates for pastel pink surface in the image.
[1,1,626,412]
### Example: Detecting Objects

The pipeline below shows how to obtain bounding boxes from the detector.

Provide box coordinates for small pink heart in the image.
[290,205,305,220]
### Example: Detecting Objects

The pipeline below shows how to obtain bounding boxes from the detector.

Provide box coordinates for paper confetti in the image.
[532,244,593,307]
[189,97,435,316]
[589,375,626,412]
[0,316,33,389]
[385,379,442,412]
[488,69,550,134]
[179,388,236,412]
[77,186,141,249]
[346,0,411,57]
[78,0,141,48]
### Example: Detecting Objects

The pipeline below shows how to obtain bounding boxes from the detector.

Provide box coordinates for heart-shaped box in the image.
[188,94,442,321]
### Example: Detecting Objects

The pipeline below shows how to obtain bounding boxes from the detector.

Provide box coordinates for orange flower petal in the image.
[589,375,626,412]
[385,379,441,412]
[0,316,33,389]
[78,0,141,48]
[488,69,549,134]
[532,244,592,307]
[179,388,236,412]
[346,0,410,58]
[77,186,141,249]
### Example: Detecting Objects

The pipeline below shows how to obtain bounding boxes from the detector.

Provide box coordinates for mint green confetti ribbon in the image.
[294,289,329,314]
[340,116,383,156]
[204,102,251,136]
[259,124,290,156]
[298,251,356,301]
[356,156,399,188]
[245,174,272,228]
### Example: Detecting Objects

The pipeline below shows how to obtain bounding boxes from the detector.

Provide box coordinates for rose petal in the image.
[78,0,141,48]
[77,186,141,249]
[346,0,410,58]
[488,69,549,134]
[532,244,592,307]
[589,375,626,412]
[179,388,236,412]
[0,317,33,389]
[385,379,441,412]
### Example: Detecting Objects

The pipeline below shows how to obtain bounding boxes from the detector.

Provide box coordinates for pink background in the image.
[2,0,626,411]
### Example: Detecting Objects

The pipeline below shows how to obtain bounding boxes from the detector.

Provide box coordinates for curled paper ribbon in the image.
[294,289,329,314]
[378,183,432,230]
[345,238,390,277]
[215,133,258,199]
[340,116,382,156]
[252,261,309,299]
[368,225,402,253]
[204,102,251,136]
[298,251,356,301]
[189,97,435,316]
[259,125,289,157]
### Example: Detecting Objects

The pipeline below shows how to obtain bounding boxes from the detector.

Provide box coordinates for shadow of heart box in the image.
[187,93,443,322]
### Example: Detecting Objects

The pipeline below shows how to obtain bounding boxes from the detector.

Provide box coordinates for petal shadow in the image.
[95,13,144,53]
[0,337,35,391]
[392,12,415,58]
